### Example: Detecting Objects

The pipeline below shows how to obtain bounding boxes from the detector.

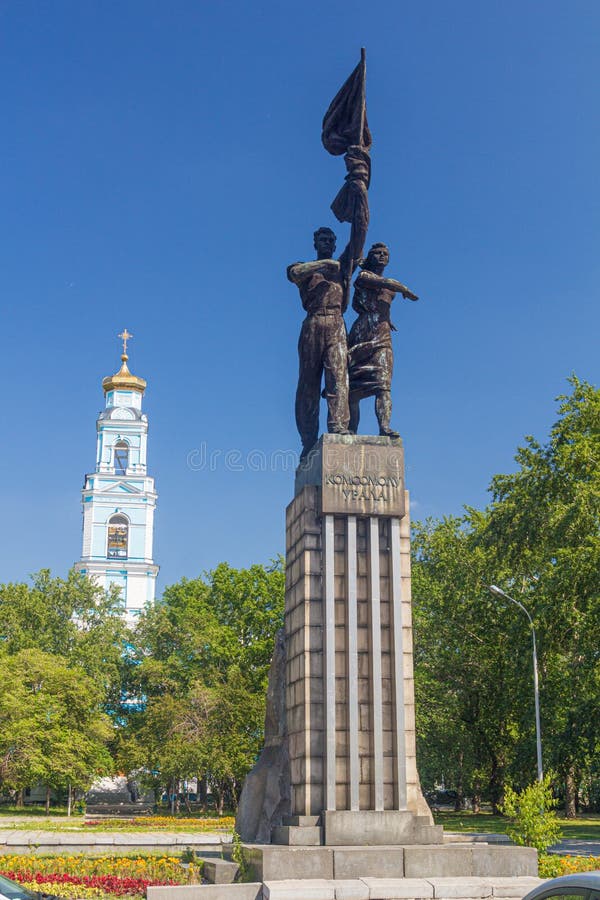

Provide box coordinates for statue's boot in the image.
[376,391,399,438]
[348,396,360,434]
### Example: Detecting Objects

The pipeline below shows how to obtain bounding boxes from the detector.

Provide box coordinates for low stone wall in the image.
[0,830,231,856]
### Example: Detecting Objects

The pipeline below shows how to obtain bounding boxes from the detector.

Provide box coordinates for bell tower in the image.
[75,330,159,621]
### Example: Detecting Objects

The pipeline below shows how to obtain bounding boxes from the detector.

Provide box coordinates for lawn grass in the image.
[0,811,235,832]
[434,810,600,841]
[433,811,510,834]
[0,806,72,817]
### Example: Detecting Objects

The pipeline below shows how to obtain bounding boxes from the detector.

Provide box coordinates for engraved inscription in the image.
[324,473,401,505]
[295,435,407,518]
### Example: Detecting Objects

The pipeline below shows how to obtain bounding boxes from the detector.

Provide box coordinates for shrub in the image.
[500,776,561,852]
[231,830,249,882]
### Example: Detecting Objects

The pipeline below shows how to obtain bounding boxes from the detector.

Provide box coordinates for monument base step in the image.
[147,875,545,900]
[321,811,443,847]
[241,843,538,882]
[272,825,322,846]
[283,815,321,827]
[200,857,240,884]
[444,833,512,845]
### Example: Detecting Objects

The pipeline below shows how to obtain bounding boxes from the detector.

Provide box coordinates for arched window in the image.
[114,440,129,474]
[107,514,129,560]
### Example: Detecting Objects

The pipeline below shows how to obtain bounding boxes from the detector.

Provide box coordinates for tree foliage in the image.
[0,649,113,799]
[0,569,128,710]
[121,559,285,808]
[500,777,561,851]
[413,378,600,814]
[132,560,284,697]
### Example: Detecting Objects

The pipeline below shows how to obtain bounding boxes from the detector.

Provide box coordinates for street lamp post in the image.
[488,584,543,783]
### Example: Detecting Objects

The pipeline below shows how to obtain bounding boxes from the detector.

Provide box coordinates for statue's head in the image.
[314,227,337,259]
[362,242,390,271]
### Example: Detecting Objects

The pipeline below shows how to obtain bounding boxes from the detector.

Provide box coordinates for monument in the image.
[236,50,537,885]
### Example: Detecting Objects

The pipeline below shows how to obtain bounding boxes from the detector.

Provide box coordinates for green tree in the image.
[483,378,600,816]
[0,649,113,809]
[412,514,531,811]
[413,378,600,816]
[123,560,285,809]
[0,569,128,710]
[132,559,284,698]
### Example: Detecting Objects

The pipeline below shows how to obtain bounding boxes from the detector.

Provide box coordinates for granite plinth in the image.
[295,433,406,518]
[284,437,431,824]
[322,811,442,846]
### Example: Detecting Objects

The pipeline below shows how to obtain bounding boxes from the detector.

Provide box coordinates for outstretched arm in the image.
[355,269,419,301]
[287,259,340,284]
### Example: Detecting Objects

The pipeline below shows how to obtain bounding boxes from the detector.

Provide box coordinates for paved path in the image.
[447,832,600,858]
[548,839,600,857]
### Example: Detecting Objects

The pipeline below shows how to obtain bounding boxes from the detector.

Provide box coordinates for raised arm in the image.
[338,148,370,265]
[334,146,371,310]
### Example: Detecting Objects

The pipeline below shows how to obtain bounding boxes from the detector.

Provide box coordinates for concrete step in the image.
[241,842,539,882]
[444,833,511,845]
[201,858,239,884]
[148,885,262,899]
[413,825,445,844]
[148,876,546,899]
[271,825,322,846]
[261,876,545,899]
[283,815,321,827]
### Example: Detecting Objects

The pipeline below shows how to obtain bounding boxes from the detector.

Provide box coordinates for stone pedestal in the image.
[238,433,538,881]
[281,434,434,846]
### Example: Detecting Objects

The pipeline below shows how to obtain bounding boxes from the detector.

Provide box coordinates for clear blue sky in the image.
[1,0,598,591]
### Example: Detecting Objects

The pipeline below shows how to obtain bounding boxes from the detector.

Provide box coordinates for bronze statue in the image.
[287,185,368,458]
[347,243,418,437]
[289,52,371,459]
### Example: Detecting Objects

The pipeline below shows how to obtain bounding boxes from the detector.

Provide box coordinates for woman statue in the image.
[347,242,419,436]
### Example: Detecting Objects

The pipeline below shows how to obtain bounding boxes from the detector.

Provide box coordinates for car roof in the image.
[0,873,38,900]
[524,872,600,900]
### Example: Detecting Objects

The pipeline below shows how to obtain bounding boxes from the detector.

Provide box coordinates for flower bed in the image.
[539,854,600,877]
[83,816,235,832]
[0,853,202,899]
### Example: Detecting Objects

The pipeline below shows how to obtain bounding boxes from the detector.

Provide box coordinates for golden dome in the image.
[102,353,147,394]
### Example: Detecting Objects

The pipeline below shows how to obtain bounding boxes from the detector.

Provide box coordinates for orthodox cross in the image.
[118,328,133,355]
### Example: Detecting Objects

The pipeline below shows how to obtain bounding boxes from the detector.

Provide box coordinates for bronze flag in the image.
[321,49,372,156]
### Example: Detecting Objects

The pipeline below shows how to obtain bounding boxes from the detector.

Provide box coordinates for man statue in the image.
[347,242,418,437]
[288,148,369,459]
